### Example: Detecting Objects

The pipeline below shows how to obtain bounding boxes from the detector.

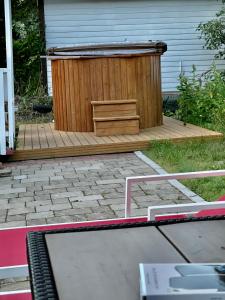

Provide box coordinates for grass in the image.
[144,138,225,201]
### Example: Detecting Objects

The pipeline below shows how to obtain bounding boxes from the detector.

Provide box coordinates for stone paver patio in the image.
[0,152,192,229]
[0,152,195,292]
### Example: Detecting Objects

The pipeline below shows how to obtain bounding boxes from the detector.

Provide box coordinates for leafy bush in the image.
[12,0,43,95]
[177,65,225,129]
[197,0,225,59]
[16,86,53,123]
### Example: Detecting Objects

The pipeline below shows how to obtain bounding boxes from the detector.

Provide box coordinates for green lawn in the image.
[144,138,225,201]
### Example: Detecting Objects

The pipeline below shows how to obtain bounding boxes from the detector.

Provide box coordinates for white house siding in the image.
[44,0,225,94]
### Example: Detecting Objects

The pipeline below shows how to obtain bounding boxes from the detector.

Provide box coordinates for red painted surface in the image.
[0,293,31,300]
[156,198,225,220]
[0,217,147,268]
[196,197,225,217]
[156,214,187,221]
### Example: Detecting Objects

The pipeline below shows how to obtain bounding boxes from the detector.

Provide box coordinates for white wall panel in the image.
[44,0,224,94]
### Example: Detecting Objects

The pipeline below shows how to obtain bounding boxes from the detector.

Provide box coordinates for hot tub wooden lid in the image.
[47,41,167,59]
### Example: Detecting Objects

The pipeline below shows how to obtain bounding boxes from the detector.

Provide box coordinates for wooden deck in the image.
[11,116,223,161]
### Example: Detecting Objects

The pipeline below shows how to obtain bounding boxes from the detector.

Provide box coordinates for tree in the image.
[0,0,6,68]
[197,1,225,59]
[12,0,43,95]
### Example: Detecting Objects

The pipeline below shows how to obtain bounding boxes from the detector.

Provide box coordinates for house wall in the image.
[44,0,224,94]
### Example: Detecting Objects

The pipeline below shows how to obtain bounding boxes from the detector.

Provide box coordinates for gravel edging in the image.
[135,151,206,203]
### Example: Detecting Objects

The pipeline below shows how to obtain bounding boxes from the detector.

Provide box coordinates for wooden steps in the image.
[92,99,140,136]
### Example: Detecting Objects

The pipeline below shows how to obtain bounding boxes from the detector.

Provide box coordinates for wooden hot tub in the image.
[48,42,167,132]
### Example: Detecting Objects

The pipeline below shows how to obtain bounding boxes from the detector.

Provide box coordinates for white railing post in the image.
[148,201,225,221]
[4,0,15,149]
[125,170,225,218]
[0,69,6,155]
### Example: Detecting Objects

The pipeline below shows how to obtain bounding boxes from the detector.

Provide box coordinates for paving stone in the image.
[7,214,26,222]
[110,203,138,211]
[50,176,64,181]
[13,175,27,180]
[9,197,34,204]
[133,195,163,202]
[8,207,35,216]
[26,186,43,193]
[0,221,26,228]
[42,183,72,190]
[115,208,147,218]
[18,192,34,197]
[62,174,80,180]
[34,170,56,176]
[102,192,124,199]
[54,208,92,217]
[87,187,116,195]
[157,192,181,201]
[0,199,8,205]
[173,199,192,204]
[136,200,175,208]
[70,181,97,188]
[26,218,47,226]
[72,215,87,222]
[118,169,134,176]
[46,216,75,224]
[0,216,6,223]
[96,179,125,185]
[86,212,116,221]
[12,183,33,189]
[75,164,104,171]
[26,211,54,220]
[0,187,26,195]
[51,191,83,199]
[34,195,51,201]
[26,200,52,208]
[0,184,12,189]
[91,184,123,191]
[70,194,103,202]
[98,198,125,205]
[0,209,7,216]
[91,206,112,213]
[0,203,25,210]
[36,203,72,212]
[71,200,100,208]
[36,189,62,195]
[0,193,18,200]
[21,177,49,183]
[52,198,70,204]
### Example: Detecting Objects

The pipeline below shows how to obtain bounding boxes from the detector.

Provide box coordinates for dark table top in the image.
[27,217,225,300]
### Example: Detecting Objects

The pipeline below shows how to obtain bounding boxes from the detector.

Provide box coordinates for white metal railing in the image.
[0,68,7,155]
[0,67,15,155]
[125,170,225,218]
[148,201,225,221]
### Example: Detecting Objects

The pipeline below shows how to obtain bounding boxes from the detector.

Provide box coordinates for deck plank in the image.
[31,124,41,149]
[49,123,65,147]
[13,117,223,161]
[24,124,33,150]
[17,124,25,150]
[44,123,57,148]
[38,124,49,149]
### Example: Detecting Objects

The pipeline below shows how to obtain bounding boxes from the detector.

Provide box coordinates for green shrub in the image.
[177,65,225,130]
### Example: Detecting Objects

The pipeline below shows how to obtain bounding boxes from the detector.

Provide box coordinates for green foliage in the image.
[197,1,225,59]
[144,139,225,201]
[16,86,53,123]
[12,0,43,95]
[177,65,225,130]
